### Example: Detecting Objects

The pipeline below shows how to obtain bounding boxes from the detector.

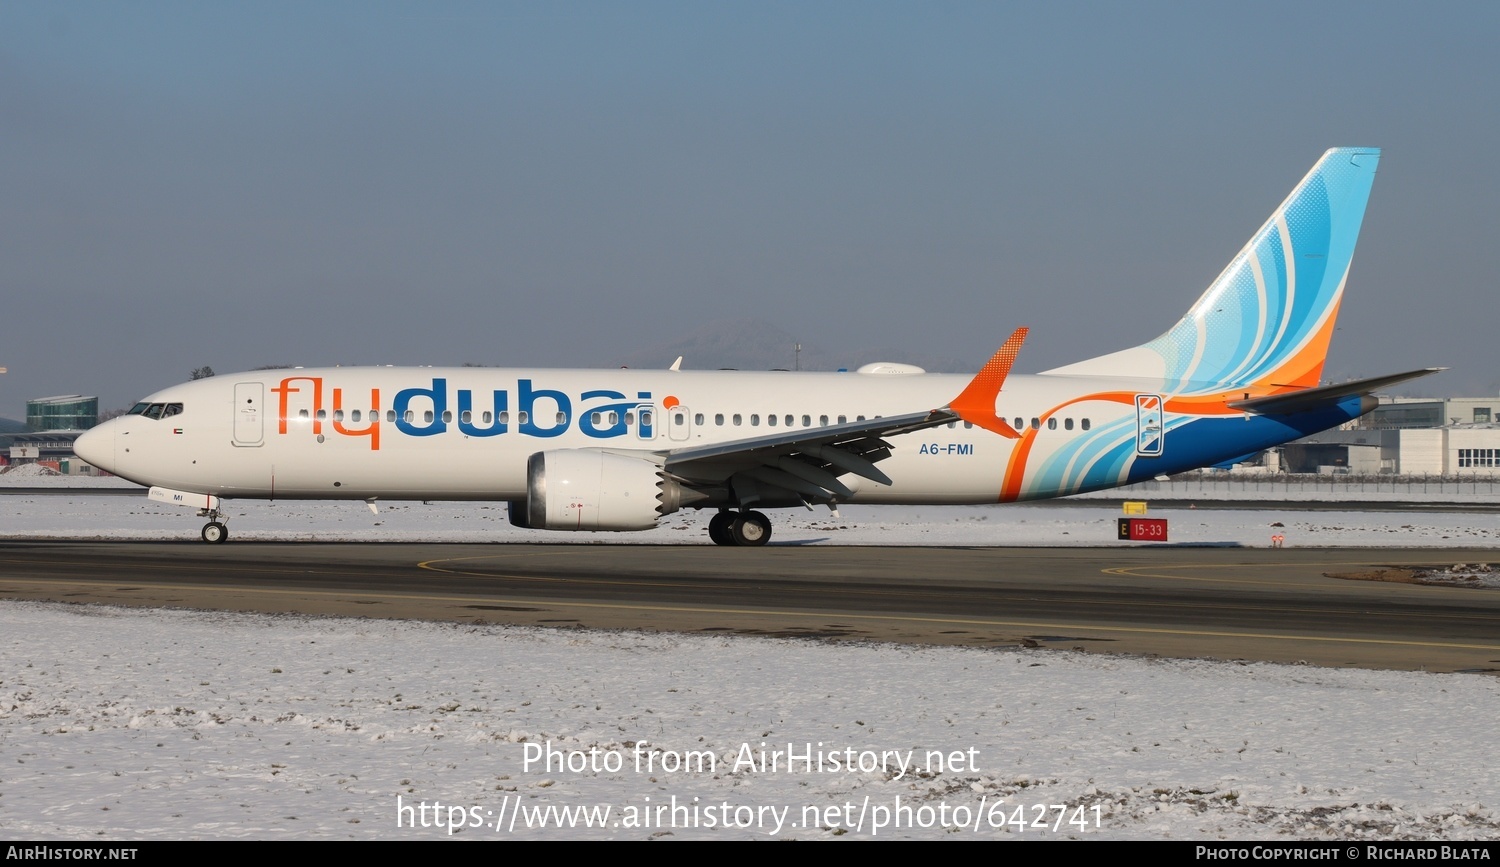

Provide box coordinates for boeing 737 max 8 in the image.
[75,147,1438,545]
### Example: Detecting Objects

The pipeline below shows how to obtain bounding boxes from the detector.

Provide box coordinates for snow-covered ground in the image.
[0,472,1497,548]
[3,602,1498,841]
[2,472,1497,839]
[1071,474,1500,505]
[0,463,134,486]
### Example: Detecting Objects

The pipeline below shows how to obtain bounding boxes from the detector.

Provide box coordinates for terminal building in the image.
[1356,397,1496,429]
[26,395,99,432]
[1274,395,1500,476]
[1,395,101,474]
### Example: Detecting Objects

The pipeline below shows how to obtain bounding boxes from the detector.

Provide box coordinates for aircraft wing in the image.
[659,407,959,504]
[655,328,1030,507]
[1226,368,1445,415]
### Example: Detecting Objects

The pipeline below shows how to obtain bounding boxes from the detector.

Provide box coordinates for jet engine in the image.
[515,449,687,531]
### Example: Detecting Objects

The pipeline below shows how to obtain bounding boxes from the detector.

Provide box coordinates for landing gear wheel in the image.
[730,510,772,547]
[708,512,736,546]
[201,522,228,544]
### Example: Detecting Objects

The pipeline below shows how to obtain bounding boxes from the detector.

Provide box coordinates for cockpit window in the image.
[129,402,184,420]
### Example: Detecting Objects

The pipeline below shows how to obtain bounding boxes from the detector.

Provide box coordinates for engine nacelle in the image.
[506,500,532,529]
[524,450,683,531]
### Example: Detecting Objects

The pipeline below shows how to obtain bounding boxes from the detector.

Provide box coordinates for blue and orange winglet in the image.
[948,327,1028,438]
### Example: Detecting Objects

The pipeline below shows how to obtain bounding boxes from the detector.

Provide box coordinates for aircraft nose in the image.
[73,423,115,473]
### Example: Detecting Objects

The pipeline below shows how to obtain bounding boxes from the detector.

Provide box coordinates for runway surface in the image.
[3,540,1498,673]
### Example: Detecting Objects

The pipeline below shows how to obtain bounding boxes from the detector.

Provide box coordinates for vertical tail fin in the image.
[1042,147,1380,395]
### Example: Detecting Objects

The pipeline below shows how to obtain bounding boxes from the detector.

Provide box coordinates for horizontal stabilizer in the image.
[1226,368,1445,415]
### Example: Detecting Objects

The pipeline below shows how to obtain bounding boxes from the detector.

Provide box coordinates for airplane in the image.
[74,147,1439,546]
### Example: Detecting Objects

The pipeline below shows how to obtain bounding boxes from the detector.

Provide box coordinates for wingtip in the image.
[949,327,1029,439]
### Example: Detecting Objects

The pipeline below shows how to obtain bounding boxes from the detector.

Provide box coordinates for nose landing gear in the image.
[198,507,229,544]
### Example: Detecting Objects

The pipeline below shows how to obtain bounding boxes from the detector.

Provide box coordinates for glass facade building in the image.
[26,396,98,431]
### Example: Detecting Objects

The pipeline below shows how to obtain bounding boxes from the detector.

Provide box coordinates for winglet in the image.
[948,327,1028,438]
[669,356,683,371]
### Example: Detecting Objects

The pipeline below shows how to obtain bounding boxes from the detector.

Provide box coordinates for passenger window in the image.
[1047,418,1056,430]
[785,415,793,426]
[590,412,602,426]
[820,415,828,426]
[351,410,361,422]
[1014,417,1023,430]
[695,413,704,425]
[317,409,328,421]
[837,415,847,424]
[751,414,760,426]
[556,412,567,425]
[460,410,471,424]
[801,415,810,426]
[1030,418,1040,430]
[715,413,724,425]
[768,414,777,427]
[638,410,650,426]
[386,410,396,422]
[1064,418,1073,430]
[405,410,415,423]
[964,421,973,429]
[947,421,956,429]
[499,411,510,424]
[299,409,310,420]
[333,410,344,422]
[423,411,434,423]
[518,411,530,424]
[674,412,685,425]
[622,411,631,425]
[733,414,742,426]
[482,411,492,424]
[443,411,454,423]
[1082,418,1091,431]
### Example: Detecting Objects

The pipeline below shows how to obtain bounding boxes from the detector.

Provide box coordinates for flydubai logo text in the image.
[272,376,670,451]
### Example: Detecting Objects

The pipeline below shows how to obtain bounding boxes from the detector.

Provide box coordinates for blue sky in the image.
[2,1,1497,416]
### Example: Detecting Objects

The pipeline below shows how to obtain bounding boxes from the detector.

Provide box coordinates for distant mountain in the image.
[613,319,979,374]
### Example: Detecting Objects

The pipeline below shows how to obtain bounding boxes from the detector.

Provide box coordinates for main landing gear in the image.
[708,510,772,547]
[198,507,229,544]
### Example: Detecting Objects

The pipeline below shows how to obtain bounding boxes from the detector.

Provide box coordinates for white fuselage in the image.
[78,366,1159,505]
